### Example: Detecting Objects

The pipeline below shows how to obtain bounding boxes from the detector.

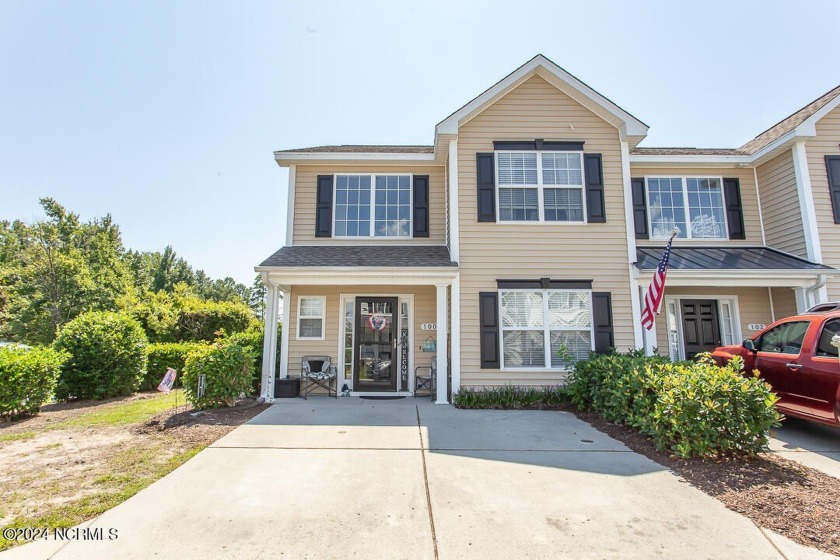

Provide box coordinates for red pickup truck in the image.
[711,310,840,427]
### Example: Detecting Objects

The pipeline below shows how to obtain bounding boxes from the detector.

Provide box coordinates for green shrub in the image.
[221,323,282,393]
[176,300,252,342]
[453,385,568,409]
[566,352,781,458]
[144,342,209,390]
[53,312,148,400]
[0,345,69,419]
[182,339,254,408]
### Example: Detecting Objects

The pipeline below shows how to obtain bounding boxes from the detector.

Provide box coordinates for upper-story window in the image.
[334,174,411,238]
[496,151,585,222]
[646,177,727,239]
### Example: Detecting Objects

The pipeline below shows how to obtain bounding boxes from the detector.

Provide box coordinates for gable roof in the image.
[739,84,840,154]
[435,54,649,145]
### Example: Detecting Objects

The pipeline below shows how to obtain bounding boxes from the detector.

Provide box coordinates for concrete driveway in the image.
[770,417,840,478]
[4,399,835,560]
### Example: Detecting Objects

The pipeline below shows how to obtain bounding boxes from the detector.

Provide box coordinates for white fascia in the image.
[256,267,460,286]
[285,164,296,246]
[628,154,752,167]
[274,152,436,166]
[635,269,835,288]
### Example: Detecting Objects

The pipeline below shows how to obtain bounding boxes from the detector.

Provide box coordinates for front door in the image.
[354,297,398,392]
[681,299,721,360]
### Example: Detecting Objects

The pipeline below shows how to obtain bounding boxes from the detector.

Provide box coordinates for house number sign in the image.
[420,323,436,331]
[747,323,766,332]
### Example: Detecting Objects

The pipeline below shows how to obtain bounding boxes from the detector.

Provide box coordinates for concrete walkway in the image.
[3,399,835,559]
[770,417,840,479]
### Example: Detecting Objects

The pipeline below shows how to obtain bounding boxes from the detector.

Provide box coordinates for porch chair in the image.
[414,356,436,398]
[300,355,338,399]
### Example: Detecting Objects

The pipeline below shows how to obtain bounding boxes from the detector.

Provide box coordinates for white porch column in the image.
[278,287,291,379]
[260,282,280,400]
[449,276,461,397]
[794,287,812,314]
[435,283,449,404]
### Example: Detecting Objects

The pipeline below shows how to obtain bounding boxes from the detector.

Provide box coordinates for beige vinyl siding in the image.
[756,150,807,257]
[807,105,840,300]
[629,167,763,246]
[456,75,633,387]
[654,287,775,353]
[771,287,798,320]
[292,165,446,245]
[286,285,437,384]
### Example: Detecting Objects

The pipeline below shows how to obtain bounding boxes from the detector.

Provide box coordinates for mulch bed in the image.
[572,408,840,556]
[136,399,270,445]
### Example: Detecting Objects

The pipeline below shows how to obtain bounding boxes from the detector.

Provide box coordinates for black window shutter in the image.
[722,178,745,240]
[592,292,614,354]
[476,153,496,222]
[315,175,333,237]
[584,153,606,223]
[479,292,500,368]
[413,175,430,237]
[631,178,648,239]
[825,156,840,224]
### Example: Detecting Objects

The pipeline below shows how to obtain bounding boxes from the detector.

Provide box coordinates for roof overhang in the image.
[256,266,459,287]
[273,151,438,167]
[434,54,649,148]
[635,269,834,288]
[629,154,752,168]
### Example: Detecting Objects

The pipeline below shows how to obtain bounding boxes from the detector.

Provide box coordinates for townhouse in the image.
[256,55,840,402]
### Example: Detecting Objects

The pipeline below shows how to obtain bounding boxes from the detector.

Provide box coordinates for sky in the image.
[2,0,840,285]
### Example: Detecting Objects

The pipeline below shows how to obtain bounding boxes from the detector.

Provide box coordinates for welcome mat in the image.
[360,396,406,400]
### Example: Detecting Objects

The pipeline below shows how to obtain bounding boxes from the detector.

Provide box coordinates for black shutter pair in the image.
[476,153,606,223]
[478,291,614,369]
[314,175,430,237]
[631,177,745,240]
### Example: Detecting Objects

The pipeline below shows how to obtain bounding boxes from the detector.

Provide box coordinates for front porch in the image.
[635,246,836,358]
[255,245,459,403]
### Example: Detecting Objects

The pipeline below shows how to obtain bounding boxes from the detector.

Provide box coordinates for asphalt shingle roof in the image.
[259,245,457,268]
[630,147,747,156]
[635,246,832,271]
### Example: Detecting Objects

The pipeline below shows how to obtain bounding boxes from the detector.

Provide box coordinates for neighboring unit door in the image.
[354,297,398,392]
[681,300,721,360]
[805,317,840,422]
[754,319,811,416]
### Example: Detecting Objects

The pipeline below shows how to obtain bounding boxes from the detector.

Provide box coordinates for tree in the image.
[249,274,267,320]
[0,199,134,344]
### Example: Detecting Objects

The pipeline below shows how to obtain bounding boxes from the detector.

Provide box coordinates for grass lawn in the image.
[0,391,267,551]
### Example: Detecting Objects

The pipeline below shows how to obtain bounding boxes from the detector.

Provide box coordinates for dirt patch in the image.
[0,393,269,549]
[573,409,840,556]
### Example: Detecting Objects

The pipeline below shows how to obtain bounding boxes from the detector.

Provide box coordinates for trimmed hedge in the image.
[176,300,252,342]
[144,342,209,390]
[453,386,567,409]
[0,345,69,420]
[222,323,282,393]
[182,339,254,409]
[54,312,148,400]
[567,352,782,458]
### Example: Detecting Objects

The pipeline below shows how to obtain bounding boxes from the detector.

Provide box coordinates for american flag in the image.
[641,230,677,330]
[157,367,177,394]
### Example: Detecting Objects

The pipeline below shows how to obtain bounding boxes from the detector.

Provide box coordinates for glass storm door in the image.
[354,297,398,392]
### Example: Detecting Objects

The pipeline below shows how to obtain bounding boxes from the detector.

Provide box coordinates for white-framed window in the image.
[499,289,593,369]
[297,296,325,340]
[496,151,585,222]
[334,174,412,238]
[646,177,727,239]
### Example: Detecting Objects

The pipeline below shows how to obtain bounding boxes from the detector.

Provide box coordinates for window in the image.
[496,151,585,222]
[499,289,592,369]
[757,320,810,354]
[297,296,325,340]
[646,177,727,239]
[334,174,411,238]
[816,319,840,357]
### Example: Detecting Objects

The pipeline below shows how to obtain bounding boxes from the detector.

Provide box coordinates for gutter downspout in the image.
[808,274,828,307]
